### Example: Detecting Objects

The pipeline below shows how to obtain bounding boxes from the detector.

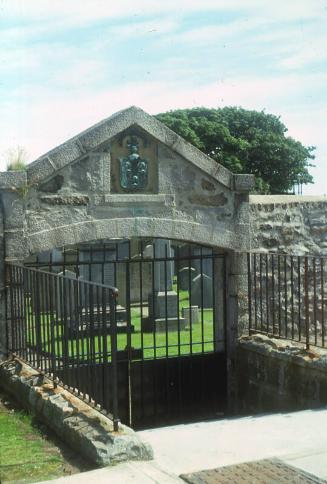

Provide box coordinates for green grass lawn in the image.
[21,285,219,361]
[0,393,87,483]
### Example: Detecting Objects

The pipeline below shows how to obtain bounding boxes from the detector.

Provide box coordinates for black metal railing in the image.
[248,253,326,349]
[24,240,225,360]
[7,239,227,429]
[6,263,120,431]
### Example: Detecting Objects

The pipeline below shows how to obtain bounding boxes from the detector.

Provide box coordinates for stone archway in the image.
[0,106,253,413]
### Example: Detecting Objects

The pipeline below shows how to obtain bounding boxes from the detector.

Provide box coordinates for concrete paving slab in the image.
[284,451,327,480]
[39,461,184,484]
[42,408,327,483]
[139,407,327,476]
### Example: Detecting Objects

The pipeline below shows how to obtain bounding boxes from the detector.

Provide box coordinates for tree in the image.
[156,107,315,194]
[6,146,28,171]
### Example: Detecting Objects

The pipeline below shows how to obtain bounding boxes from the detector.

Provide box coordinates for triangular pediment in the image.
[27,106,239,190]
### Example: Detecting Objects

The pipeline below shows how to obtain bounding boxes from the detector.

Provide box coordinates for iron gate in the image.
[9,238,227,429]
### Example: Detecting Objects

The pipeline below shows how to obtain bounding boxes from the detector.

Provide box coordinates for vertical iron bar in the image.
[313,257,317,346]
[49,274,57,378]
[200,247,204,352]
[176,246,182,419]
[254,254,257,331]
[165,244,169,358]
[110,288,120,432]
[298,256,301,342]
[247,253,252,334]
[265,253,269,334]
[284,255,288,339]
[304,257,310,350]
[126,240,132,427]
[68,278,75,391]
[35,270,42,369]
[139,239,145,422]
[259,253,263,332]
[321,258,325,347]
[291,256,295,340]
[102,286,108,411]
[272,254,276,336]
[278,255,281,337]
[44,273,51,374]
[8,266,15,354]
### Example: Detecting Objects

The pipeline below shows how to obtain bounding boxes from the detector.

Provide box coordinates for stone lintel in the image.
[104,194,175,207]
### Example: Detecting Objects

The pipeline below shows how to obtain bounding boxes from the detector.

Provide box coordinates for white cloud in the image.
[3,0,325,26]
[170,18,263,45]
[280,41,327,69]
[1,0,326,195]
[0,72,324,156]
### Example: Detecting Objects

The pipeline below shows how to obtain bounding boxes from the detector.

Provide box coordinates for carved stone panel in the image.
[110,129,158,193]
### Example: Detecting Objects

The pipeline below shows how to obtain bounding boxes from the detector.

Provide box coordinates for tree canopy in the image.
[156,107,315,194]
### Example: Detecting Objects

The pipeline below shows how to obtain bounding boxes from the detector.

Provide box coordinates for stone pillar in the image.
[225,250,248,414]
[0,172,28,360]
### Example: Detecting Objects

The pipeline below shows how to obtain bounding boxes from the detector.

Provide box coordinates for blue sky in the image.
[1,0,326,194]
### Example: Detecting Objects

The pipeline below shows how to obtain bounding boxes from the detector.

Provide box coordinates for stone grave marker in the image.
[182,306,199,325]
[191,273,213,308]
[178,266,196,290]
[143,239,186,332]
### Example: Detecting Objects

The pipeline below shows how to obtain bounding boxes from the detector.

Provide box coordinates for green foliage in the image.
[156,107,315,194]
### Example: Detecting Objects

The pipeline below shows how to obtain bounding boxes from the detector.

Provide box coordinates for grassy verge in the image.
[0,392,94,483]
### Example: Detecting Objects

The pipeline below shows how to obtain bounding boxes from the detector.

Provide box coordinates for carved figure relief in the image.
[119,136,148,191]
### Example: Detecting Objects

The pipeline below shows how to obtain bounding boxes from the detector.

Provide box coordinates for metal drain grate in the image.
[180,458,326,484]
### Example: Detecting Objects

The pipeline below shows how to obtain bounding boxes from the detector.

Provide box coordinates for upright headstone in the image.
[192,247,213,278]
[129,254,152,303]
[56,270,79,331]
[178,266,196,290]
[191,273,213,309]
[78,247,116,286]
[182,306,199,325]
[153,239,174,292]
[144,239,186,332]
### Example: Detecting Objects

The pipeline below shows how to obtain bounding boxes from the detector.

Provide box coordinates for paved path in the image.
[43,408,327,483]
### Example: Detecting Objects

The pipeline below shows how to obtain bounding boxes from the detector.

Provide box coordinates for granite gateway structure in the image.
[0,107,326,430]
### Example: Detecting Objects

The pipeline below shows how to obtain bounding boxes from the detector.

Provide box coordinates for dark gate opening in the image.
[10,238,227,429]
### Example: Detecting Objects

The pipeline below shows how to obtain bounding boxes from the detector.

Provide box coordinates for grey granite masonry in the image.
[0,106,255,358]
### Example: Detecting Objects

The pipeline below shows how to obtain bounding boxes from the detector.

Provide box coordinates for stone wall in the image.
[250,195,327,255]
[0,358,153,466]
[237,334,327,414]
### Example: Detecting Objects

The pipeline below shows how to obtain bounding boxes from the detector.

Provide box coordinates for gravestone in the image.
[143,239,186,332]
[128,254,153,304]
[56,270,79,332]
[78,247,116,286]
[191,273,213,308]
[78,241,129,322]
[143,243,154,259]
[182,306,199,325]
[178,266,196,290]
[193,247,213,278]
